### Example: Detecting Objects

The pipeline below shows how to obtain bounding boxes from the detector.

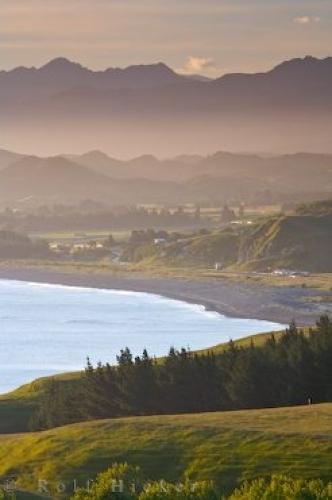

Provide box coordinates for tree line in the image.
[0,230,50,259]
[31,316,332,430]
[0,206,209,233]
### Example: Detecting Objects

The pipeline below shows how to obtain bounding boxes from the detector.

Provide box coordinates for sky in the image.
[1,0,332,76]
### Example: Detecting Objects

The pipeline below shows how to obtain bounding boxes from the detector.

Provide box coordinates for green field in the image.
[30,229,133,244]
[0,403,331,496]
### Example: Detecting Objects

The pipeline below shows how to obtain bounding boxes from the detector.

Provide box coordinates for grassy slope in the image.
[133,229,240,268]
[196,329,286,355]
[237,214,332,272]
[129,211,332,273]
[0,404,331,494]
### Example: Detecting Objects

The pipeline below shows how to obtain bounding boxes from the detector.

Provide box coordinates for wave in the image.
[0,278,224,319]
[0,279,285,331]
[65,319,114,325]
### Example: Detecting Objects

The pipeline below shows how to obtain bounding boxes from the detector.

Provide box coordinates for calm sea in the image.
[0,279,284,393]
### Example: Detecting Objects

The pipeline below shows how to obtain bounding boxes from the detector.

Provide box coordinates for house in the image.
[154,238,167,245]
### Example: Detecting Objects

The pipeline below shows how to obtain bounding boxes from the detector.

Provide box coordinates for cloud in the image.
[180,56,215,74]
[293,15,321,25]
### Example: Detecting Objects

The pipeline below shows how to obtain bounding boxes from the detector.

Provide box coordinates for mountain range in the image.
[0,58,193,103]
[1,56,332,156]
[0,148,331,206]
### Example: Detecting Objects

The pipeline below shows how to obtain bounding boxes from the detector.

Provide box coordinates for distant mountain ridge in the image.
[0,154,184,205]
[3,54,331,87]
[1,55,332,157]
[67,149,332,189]
[0,58,190,103]
[3,54,331,103]
[0,148,331,205]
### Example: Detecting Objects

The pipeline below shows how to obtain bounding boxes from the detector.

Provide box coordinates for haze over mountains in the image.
[1,56,332,156]
[0,148,331,206]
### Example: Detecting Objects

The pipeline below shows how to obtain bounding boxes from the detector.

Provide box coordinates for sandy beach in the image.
[0,265,330,326]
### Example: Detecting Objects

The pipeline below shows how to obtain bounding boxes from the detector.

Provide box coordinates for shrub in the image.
[138,480,218,500]
[0,489,15,500]
[71,463,141,500]
[228,475,332,499]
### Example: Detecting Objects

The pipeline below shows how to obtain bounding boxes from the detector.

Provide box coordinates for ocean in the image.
[0,279,284,393]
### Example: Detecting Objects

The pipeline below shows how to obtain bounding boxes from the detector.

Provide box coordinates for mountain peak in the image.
[40,57,85,72]
[82,150,112,160]
[271,55,332,74]
[154,62,176,73]
[129,154,158,165]
[121,62,179,78]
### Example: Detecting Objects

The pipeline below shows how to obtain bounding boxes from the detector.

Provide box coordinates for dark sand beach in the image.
[0,266,330,325]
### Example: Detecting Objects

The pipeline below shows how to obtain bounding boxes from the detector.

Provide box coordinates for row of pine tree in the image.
[31,316,332,430]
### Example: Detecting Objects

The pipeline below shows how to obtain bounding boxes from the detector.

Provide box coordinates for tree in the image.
[131,350,158,415]
[83,359,121,419]
[104,234,115,248]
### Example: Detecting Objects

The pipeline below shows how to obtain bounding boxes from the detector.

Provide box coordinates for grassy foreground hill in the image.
[0,403,331,495]
[0,323,330,496]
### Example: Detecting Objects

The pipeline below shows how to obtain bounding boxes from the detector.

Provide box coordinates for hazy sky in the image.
[1,0,332,76]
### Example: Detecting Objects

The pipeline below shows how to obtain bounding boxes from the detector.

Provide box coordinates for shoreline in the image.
[0,265,330,325]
